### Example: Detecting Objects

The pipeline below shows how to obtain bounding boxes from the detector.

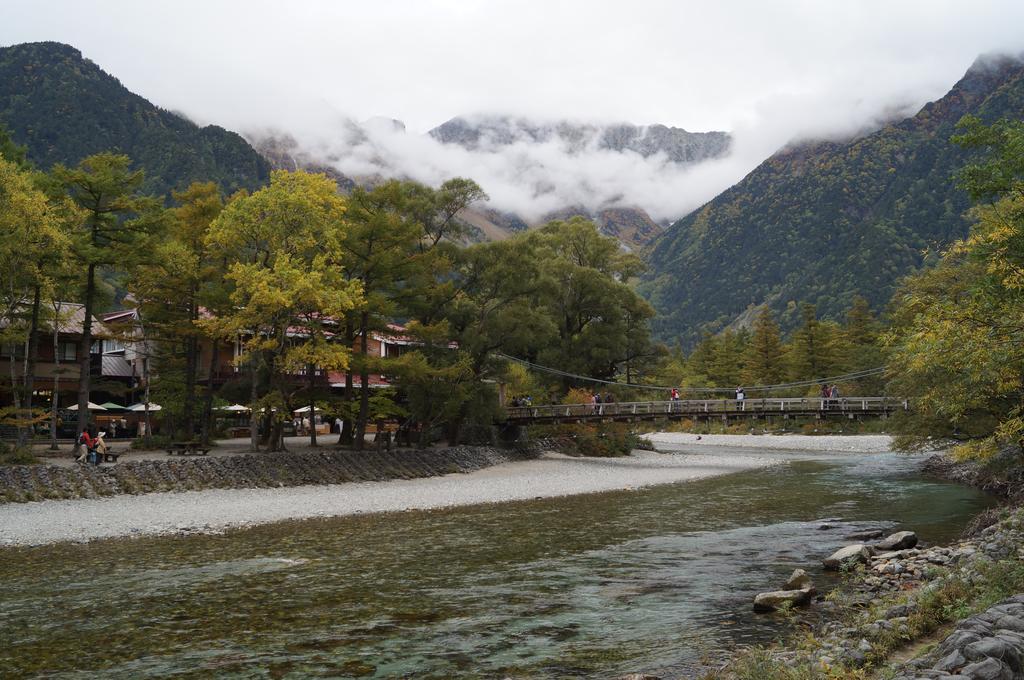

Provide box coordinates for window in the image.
[102,339,124,354]
[59,342,77,361]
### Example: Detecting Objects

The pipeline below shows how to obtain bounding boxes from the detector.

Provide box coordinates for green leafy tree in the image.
[204,170,361,451]
[338,180,426,448]
[527,217,653,384]
[425,237,556,443]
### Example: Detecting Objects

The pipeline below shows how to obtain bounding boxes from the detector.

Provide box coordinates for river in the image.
[0,449,994,679]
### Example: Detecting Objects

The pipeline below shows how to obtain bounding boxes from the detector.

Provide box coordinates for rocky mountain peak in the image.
[428,114,731,164]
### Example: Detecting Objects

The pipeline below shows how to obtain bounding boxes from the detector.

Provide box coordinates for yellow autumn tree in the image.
[203,170,362,451]
[886,117,1024,457]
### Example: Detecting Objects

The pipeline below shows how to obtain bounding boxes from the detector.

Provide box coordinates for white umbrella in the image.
[221,404,250,412]
[67,402,108,411]
[127,402,162,412]
[293,405,323,413]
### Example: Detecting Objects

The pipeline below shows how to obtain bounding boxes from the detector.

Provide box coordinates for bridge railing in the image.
[504,397,906,421]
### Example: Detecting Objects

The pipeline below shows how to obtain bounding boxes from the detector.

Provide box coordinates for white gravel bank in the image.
[647,432,893,453]
[0,449,783,547]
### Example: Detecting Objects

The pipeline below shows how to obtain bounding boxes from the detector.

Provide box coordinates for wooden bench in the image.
[101,450,120,463]
[166,441,211,456]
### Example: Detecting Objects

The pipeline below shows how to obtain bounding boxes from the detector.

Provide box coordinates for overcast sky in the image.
[4,0,1024,221]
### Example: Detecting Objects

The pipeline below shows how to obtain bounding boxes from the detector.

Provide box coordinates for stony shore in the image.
[709,449,1024,680]
[647,431,894,453]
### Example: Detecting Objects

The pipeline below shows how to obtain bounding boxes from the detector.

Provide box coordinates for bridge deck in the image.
[505,397,905,424]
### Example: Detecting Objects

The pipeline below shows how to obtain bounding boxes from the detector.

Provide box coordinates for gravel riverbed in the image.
[648,432,894,452]
[0,434,892,547]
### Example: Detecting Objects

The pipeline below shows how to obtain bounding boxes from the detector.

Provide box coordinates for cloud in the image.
[4,0,1024,221]
[260,118,750,223]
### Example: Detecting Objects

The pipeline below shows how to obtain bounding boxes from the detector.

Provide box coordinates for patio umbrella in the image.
[98,402,127,411]
[67,402,108,411]
[222,404,250,412]
[126,402,162,412]
[293,405,322,413]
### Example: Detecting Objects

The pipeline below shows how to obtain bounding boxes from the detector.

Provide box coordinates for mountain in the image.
[639,54,1024,348]
[0,41,270,196]
[428,115,731,163]
[250,132,357,192]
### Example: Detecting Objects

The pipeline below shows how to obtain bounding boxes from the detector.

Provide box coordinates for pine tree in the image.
[742,308,785,387]
[54,153,158,438]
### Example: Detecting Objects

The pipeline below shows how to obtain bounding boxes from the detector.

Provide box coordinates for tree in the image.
[742,308,785,387]
[887,117,1024,455]
[131,182,226,441]
[54,153,159,437]
[424,237,556,444]
[203,170,361,451]
[842,296,885,393]
[708,328,749,389]
[527,217,653,384]
[0,157,72,444]
[786,303,842,387]
[337,177,486,449]
[0,123,29,170]
[338,181,424,449]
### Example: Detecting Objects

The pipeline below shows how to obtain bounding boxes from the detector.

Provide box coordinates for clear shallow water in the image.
[0,451,995,679]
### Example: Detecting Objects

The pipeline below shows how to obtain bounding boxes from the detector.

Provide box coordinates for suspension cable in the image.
[495,352,886,394]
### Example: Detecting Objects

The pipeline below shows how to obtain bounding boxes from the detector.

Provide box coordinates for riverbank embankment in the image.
[0,443,540,504]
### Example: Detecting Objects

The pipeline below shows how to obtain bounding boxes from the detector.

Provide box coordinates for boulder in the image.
[876,531,918,551]
[753,588,813,612]
[823,544,871,570]
[958,656,1014,679]
[783,568,814,591]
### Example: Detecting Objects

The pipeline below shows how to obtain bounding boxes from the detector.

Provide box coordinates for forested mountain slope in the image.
[0,41,269,196]
[640,55,1024,348]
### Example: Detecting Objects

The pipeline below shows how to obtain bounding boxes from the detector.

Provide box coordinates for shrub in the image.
[0,441,39,465]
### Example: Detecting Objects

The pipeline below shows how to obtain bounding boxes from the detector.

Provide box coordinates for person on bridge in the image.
[820,383,831,409]
[735,386,746,410]
[670,388,680,401]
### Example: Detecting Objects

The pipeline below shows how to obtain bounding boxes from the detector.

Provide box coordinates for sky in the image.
[4,0,1024,222]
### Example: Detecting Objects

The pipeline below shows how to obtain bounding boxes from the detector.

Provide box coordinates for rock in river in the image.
[753,588,813,612]
[823,544,871,570]
[784,568,814,591]
[876,531,918,551]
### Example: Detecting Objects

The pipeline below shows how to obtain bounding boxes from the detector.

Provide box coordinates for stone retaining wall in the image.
[0,445,541,504]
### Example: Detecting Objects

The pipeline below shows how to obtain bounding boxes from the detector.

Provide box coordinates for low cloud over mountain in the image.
[245,114,738,228]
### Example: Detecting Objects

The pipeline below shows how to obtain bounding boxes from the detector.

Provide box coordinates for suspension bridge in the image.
[505,396,906,424]
[496,354,904,425]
